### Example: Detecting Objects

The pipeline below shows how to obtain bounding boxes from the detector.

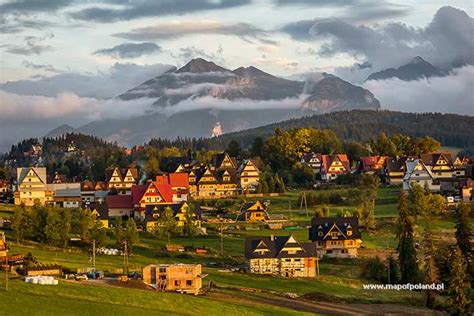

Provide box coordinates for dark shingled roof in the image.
[245,235,317,259]
[309,216,361,241]
[88,202,109,220]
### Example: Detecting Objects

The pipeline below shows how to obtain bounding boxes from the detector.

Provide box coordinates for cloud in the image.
[364,65,474,116]
[93,42,161,59]
[280,2,410,40]
[0,63,175,99]
[310,6,473,71]
[160,95,308,116]
[3,34,54,55]
[171,46,225,65]
[0,0,73,15]
[70,0,251,23]
[0,89,159,151]
[115,20,267,42]
[22,60,63,73]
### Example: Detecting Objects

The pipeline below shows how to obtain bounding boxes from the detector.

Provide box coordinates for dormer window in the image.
[347,230,353,236]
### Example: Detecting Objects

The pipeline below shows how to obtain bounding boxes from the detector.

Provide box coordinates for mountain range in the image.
[45,58,381,146]
[366,56,445,81]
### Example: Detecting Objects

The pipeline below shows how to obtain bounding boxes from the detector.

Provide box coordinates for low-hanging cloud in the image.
[70,0,251,23]
[115,20,267,42]
[364,65,474,116]
[93,42,161,59]
[0,62,174,99]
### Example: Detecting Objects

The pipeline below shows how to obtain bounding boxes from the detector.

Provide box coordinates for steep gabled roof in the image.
[144,202,201,222]
[245,235,317,259]
[420,152,453,167]
[88,202,109,220]
[403,159,434,181]
[309,216,361,241]
[321,154,350,173]
[131,185,148,205]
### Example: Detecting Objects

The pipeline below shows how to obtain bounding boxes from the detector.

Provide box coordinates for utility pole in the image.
[123,241,128,275]
[220,220,224,257]
[288,200,292,220]
[92,239,96,269]
[5,249,8,291]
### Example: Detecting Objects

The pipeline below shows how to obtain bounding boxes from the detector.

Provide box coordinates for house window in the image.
[186,280,193,286]
[159,267,166,273]
[174,280,180,286]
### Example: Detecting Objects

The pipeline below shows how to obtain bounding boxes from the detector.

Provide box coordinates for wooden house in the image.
[461,179,474,203]
[48,182,81,208]
[87,202,109,228]
[385,157,410,185]
[212,152,237,170]
[237,159,260,192]
[358,156,387,174]
[301,153,322,173]
[309,216,362,258]
[156,173,189,202]
[81,180,108,204]
[143,264,205,295]
[193,166,239,198]
[320,154,350,181]
[403,159,440,191]
[106,195,134,218]
[420,153,456,179]
[144,202,201,232]
[245,235,319,278]
[15,167,53,206]
[105,167,139,194]
[236,201,269,222]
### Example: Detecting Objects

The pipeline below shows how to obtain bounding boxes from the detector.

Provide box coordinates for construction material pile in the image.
[25,276,59,285]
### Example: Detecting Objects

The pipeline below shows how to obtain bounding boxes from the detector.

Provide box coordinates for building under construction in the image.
[142,264,206,295]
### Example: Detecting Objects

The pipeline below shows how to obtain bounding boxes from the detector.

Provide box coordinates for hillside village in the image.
[0,129,473,314]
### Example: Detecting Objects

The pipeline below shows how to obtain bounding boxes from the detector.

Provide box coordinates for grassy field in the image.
[0,278,311,316]
[0,185,465,314]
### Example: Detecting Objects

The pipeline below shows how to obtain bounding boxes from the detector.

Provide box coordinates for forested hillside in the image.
[213,110,474,153]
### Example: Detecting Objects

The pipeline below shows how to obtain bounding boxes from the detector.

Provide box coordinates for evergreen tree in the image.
[12,204,28,243]
[408,183,429,217]
[422,216,438,308]
[157,207,177,246]
[387,256,400,284]
[114,217,124,247]
[397,190,419,283]
[455,202,472,265]
[361,197,376,230]
[125,218,139,253]
[77,208,94,244]
[226,140,242,158]
[182,207,198,246]
[250,137,265,158]
[447,248,471,315]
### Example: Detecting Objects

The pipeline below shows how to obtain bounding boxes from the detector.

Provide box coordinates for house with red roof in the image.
[106,195,134,218]
[156,173,189,202]
[358,156,387,174]
[320,154,351,181]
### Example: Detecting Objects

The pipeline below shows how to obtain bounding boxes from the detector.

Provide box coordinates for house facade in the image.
[245,235,319,278]
[105,167,139,194]
[237,159,260,193]
[320,154,351,181]
[15,167,53,206]
[144,202,201,232]
[301,153,322,173]
[309,216,362,258]
[236,201,269,222]
[143,264,205,295]
[106,195,134,218]
[403,159,440,191]
[358,156,387,174]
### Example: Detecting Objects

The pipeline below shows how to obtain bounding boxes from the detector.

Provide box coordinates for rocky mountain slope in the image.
[46,58,382,147]
[366,56,444,81]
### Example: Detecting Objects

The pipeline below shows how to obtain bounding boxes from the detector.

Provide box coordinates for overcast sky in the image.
[0,0,472,82]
